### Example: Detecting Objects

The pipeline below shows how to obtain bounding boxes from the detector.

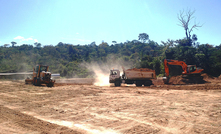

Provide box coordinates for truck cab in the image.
[109,69,121,86]
[109,69,120,82]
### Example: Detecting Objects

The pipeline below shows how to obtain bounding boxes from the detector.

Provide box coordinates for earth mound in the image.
[201,73,214,80]
[152,77,165,85]
[168,74,207,85]
[168,75,185,85]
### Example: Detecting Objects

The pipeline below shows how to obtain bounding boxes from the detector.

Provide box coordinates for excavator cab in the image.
[186,65,203,75]
[187,65,196,73]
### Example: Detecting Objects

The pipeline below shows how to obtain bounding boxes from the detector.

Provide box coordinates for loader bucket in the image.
[25,78,33,84]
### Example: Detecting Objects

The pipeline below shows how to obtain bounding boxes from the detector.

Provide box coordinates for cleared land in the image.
[0,77,221,134]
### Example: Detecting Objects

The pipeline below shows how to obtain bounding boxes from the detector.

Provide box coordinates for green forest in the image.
[1,35,221,78]
[1,10,221,78]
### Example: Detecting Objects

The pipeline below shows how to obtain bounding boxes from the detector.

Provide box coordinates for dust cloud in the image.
[80,63,110,86]
[93,67,110,86]
[81,55,134,86]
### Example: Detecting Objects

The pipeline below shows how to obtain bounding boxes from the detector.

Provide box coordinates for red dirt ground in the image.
[0,76,220,134]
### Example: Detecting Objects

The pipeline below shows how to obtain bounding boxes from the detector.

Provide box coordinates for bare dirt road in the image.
[0,78,221,134]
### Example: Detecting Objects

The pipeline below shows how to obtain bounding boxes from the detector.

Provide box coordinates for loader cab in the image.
[35,65,48,73]
[35,66,38,73]
[33,65,49,77]
[40,66,48,72]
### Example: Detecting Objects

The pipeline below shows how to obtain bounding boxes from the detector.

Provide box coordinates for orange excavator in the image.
[163,59,204,84]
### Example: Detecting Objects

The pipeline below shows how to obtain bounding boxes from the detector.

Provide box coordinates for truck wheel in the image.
[135,81,142,87]
[144,80,152,86]
[114,81,121,87]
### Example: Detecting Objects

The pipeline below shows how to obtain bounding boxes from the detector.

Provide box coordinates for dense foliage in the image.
[0,37,221,78]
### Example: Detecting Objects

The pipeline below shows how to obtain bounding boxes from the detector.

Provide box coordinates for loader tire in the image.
[47,82,54,87]
[33,77,36,85]
[36,78,41,86]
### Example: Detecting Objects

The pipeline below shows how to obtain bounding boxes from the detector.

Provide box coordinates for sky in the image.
[0,0,221,46]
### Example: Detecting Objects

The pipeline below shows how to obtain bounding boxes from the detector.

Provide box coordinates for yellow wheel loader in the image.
[25,65,55,87]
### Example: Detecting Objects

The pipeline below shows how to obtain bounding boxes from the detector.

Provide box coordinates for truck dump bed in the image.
[124,68,156,80]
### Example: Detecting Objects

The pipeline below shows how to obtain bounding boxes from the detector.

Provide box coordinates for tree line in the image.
[0,36,221,78]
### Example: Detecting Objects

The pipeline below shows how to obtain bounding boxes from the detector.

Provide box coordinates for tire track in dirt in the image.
[0,105,83,134]
[64,88,220,133]
[20,110,121,134]
[51,91,174,133]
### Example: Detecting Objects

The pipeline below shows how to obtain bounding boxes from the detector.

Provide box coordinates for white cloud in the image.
[76,33,79,34]
[14,36,33,42]
[14,36,24,40]
[34,39,38,42]
[26,38,33,41]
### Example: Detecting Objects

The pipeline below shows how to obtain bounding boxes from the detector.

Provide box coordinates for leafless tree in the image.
[178,9,202,42]
[4,44,9,47]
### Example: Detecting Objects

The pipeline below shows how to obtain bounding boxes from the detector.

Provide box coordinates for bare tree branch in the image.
[177,9,201,45]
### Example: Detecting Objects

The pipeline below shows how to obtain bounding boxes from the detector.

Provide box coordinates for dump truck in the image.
[25,65,55,87]
[109,67,156,87]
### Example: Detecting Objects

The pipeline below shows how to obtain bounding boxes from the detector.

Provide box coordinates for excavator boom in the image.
[164,59,188,77]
